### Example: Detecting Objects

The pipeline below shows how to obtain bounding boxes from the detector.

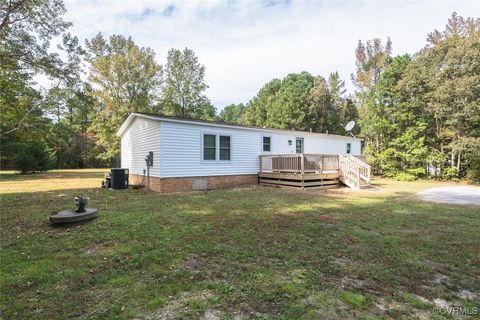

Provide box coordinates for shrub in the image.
[465,153,480,183]
[466,166,480,183]
[442,167,459,180]
[394,172,416,182]
[13,141,55,174]
[406,167,426,179]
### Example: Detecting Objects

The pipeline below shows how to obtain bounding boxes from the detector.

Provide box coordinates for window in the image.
[219,136,231,161]
[296,138,304,153]
[263,136,271,152]
[203,134,216,160]
[202,133,232,162]
[346,143,351,154]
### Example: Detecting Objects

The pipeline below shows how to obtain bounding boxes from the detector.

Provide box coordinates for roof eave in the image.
[157,117,363,141]
[115,113,157,136]
[116,113,363,141]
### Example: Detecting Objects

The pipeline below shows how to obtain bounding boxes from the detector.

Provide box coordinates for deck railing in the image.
[259,153,371,189]
[259,154,339,174]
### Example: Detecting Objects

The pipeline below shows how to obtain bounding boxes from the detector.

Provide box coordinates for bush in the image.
[442,167,459,180]
[465,153,480,183]
[13,141,55,174]
[394,172,417,182]
[393,167,425,181]
[466,167,480,183]
[406,167,426,179]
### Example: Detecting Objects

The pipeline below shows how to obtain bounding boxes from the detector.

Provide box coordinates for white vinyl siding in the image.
[302,135,361,155]
[119,114,363,179]
[120,117,161,177]
[160,121,260,177]
[159,120,361,178]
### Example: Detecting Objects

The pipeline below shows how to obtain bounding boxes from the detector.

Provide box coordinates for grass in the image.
[0,169,108,194]
[340,291,368,309]
[0,170,479,319]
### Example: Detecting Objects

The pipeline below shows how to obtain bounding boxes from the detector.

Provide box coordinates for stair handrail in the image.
[346,155,371,183]
[347,155,371,169]
[338,154,371,188]
[338,155,360,189]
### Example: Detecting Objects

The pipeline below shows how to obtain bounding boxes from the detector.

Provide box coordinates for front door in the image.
[296,137,304,153]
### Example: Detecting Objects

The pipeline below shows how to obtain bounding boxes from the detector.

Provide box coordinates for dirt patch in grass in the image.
[140,290,244,320]
[456,289,478,301]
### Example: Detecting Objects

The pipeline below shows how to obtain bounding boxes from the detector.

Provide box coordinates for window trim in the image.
[202,133,217,161]
[346,142,352,154]
[219,135,231,161]
[262,135,272,153]
[200,131,232,163]
[295,137,304,154]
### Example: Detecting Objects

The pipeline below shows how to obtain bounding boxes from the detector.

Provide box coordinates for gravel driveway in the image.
[417,186,480,206]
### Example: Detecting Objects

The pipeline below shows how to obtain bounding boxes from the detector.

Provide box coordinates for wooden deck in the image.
[259,172,341,189]
[259,154,371,190]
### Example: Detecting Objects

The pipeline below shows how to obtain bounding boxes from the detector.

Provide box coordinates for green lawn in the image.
[1,170,479,319]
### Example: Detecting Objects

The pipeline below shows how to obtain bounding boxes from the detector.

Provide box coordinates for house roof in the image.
[116,112,362,141]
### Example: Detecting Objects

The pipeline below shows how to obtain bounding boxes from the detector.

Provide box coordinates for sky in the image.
[63,0,479,110]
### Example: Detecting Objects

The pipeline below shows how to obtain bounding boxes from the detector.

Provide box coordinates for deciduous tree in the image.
[352,38,392,92]
[85,33,163,162]
[162,48,214,119]
[0,0,71,168]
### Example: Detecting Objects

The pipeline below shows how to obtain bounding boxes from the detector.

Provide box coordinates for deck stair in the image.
[258,154,371,190]
[338,155,371,189]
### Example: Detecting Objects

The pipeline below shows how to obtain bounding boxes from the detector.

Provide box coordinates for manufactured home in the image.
[116,113,371,192]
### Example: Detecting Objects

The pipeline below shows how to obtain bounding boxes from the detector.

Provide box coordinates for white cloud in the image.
[63,0,480,109]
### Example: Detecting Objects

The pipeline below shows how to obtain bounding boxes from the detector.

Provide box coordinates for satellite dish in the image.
[345,121,355,132]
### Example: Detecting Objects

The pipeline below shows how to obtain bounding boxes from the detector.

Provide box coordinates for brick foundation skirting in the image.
[128,173,258,193]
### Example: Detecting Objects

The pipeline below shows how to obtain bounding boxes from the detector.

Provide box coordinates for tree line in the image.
[1,0,214,171]
[219,71,358,137]
[219,14,480,181]
[355,14,480,181]
[1,1,479,181]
